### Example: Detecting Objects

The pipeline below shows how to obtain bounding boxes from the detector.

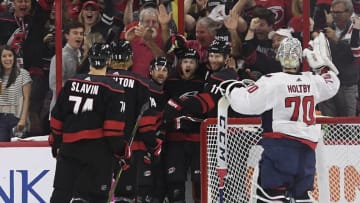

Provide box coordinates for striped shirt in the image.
[0,68,32,114]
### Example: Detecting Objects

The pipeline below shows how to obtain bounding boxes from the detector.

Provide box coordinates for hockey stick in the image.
[107,101,150,203]
[216,97,230,203]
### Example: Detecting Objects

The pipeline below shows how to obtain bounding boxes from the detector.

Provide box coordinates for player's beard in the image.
[210,61,225,72]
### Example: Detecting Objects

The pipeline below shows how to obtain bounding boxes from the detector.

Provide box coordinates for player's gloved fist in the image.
[123,142,131,160]
[119,159,131,171]
[115,142,132,160]
[175,116,202,133]
[48,134,61,158]
[163,98,183,121]
[144,138,163,165]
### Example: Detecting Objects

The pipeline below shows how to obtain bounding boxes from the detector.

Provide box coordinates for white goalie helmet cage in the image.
[276,37,303,71]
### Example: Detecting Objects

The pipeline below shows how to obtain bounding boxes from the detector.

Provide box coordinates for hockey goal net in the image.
[200,117,360,203]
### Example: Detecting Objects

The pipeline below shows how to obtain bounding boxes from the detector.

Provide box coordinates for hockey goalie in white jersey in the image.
[223,35,340,202]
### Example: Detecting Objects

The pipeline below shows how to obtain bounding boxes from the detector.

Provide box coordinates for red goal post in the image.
[200,117,360,202]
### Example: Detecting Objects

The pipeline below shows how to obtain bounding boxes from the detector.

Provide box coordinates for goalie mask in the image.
[276,37,302,71]
[110,39,133,62]
[88,43,111,68]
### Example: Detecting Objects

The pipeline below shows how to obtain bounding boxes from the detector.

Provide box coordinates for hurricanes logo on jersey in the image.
[179,91,199,100]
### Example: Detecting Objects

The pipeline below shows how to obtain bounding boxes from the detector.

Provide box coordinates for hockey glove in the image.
[174,116,203,133]
[48,134,62,158]
[303,32,339,75]
[114,142,132,170]
[119,142,132,170]
[144,138,163,165]
[317,32,339,74]
[163,98,184,121]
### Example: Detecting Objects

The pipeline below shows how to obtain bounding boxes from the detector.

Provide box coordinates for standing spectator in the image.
[0,0,53,136]
[241,7,283,76]
[224,37,340,202]
[319,0,359,116]
[122,5,171,78]
[242,27,292,77]
[0,45,31,141]
[351,15,360,116]
[243,6,276,57]
[49,21,84,113]
[254,0,293,29]
[288,0,314,41]
[78,0,116,41]
[313,0,332,31]
[187,9,241,71]
[49,43,128,203]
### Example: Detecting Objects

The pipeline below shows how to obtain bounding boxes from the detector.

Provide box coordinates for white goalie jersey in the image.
[226,71,340,143]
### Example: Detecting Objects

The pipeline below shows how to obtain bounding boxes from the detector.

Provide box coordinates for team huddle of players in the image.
[48,33,340,203]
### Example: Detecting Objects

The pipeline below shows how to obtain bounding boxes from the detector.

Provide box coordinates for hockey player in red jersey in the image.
[224,36,340,202]
[107,39,162,203]
[49,43,128,203]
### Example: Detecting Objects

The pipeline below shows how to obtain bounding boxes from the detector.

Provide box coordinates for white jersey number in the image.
[69,96,94,114]
[285,96,315,125]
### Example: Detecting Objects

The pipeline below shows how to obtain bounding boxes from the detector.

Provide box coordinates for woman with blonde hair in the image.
[78,0,115,41]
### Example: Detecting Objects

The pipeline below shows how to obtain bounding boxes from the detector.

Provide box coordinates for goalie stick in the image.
[107,101,150,203]
[217,97,230,203]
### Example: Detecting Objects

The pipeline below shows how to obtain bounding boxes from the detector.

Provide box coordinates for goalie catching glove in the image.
[303,32,339,75]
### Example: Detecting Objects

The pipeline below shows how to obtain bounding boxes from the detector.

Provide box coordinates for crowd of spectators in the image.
[0,0,359,136]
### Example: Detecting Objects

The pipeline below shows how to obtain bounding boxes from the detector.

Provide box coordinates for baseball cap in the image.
[141,0,157,8]
[268,28,293,40]
[82,0,100,11]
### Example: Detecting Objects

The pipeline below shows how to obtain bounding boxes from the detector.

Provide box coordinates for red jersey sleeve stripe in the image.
[103,120,125,131]
[195,93,215,114]
[62,129,103,142]
[51,128,62,135]
[139,116,158,126]
[138,125,157,133]
[104,130,125,137]
[50,117,63,130]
